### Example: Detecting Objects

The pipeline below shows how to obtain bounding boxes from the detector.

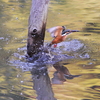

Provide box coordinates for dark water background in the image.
[0,0,100,100]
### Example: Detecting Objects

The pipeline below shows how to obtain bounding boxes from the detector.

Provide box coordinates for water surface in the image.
[0,0,100,100]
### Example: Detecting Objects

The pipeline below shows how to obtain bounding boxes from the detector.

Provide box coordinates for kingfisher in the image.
[47,26,79,47]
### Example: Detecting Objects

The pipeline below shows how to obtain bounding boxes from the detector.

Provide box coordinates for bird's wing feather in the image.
[47,26,62,38]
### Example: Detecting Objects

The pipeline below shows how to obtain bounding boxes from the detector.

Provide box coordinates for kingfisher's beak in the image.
[62,29,79,35]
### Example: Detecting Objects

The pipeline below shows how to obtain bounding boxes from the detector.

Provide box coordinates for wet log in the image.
[27,0,49,57]
[27,0,56,100]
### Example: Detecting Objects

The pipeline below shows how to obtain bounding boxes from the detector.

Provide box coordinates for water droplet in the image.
[17,74,20,77]
[12,86,14,89]
[0,37,4,40]
[88,62,93,65]
[20,92,23,95]
[20,81,24,83]
[43,73,46,75]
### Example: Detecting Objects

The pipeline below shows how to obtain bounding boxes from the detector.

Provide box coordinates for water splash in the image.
[8,39,90,72]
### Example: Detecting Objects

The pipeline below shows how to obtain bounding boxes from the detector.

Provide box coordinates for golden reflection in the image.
[0,0,100,100]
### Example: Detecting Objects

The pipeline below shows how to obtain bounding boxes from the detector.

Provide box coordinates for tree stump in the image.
[27,0,56,100]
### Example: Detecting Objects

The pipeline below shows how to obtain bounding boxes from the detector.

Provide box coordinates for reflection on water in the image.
[0,0,100,100]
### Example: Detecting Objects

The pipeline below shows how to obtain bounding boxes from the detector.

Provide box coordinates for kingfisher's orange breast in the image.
[51,35,67,44]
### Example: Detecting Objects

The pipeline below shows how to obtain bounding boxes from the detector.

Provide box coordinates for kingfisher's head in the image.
[61,27,79,36]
